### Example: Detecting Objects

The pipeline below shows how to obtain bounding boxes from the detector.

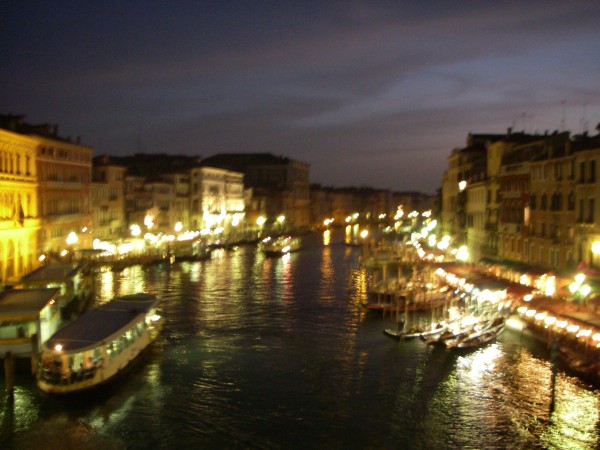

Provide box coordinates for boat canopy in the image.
[43,293,158,353]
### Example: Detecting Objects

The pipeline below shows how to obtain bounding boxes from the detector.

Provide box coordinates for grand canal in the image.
[1,231,599,449]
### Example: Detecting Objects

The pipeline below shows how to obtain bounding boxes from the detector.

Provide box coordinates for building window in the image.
[551,192,562,211]
[579,161,586,183]
[567,191,575,210]
[588,198,595,223]
[541,193,547,210]
[589,160,596,183]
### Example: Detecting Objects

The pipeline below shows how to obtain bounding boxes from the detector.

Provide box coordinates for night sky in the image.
[2,1,599,194]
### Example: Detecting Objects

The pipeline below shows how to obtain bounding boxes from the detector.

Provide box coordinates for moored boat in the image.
[262,235,301,255]
[36,293,162,394]
[383,322,447,341]
[446,317,506,350]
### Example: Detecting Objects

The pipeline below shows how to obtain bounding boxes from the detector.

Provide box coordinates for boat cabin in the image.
[18,262,93,319]
[0,288,61,358]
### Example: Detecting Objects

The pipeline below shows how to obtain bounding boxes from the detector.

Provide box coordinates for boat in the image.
[446,317,506,350]
[18,262,94,320]
[383,322,447,341]
[454,325,504,349]
[262,235,301,256]
[0,288,62,358]
[171,238,211,261]
[36,293,162,394]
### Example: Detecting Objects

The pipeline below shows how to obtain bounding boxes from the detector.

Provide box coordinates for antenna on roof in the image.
[560,100,566,132]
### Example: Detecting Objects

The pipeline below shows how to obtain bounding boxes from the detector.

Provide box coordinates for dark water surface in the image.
[2,232,599,449]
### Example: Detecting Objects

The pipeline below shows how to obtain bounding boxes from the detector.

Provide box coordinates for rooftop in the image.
[0,288,60,317]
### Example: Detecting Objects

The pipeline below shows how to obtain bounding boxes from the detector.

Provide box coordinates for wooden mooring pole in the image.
[31,333,39,375]
[4,351,15,395]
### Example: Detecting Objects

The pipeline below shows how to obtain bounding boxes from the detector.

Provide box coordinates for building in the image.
[0,116,94,255]
[0,127,41,285]
[189,165,245,234]
[91,155,127,242]
[200,153,310,232]
[441,126,600,278]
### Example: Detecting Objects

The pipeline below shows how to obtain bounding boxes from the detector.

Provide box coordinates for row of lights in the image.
[517,306,600,348]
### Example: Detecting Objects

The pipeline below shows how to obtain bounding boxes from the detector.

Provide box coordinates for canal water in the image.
[1,231,599,449]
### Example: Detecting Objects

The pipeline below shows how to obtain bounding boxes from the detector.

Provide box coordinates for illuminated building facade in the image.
[0,128,40,285]
[200,154,310,231]
[34,133,93,254]
[442,128,600,273]
[189,166,245,233]
[572,137,600,269]
[163,173,190,232]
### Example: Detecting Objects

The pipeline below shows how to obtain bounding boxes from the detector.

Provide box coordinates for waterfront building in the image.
[465,178,488,264]
[327,188,357,224]
[145,179,176,233]
[441,126,600,280]
[572,134,600,269]
[124,174,153,235]
[91,155,127,241]
[35,133,92,254]
[163,172,191,232]
[391,191,437,216]
[1,116,94,255]
[0,126,41,286]
[440,137,489,249]
[201,153,310,232]
[190,165,245,235]
[523,133,575,271]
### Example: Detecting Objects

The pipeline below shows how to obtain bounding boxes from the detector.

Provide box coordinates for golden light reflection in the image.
[120,265,146,295]
[456,344,502,383]
[189,261,201,283]
[323,229,331,246]
[319,245,333,302]
[97,269,115,303]
[539,379,600,448]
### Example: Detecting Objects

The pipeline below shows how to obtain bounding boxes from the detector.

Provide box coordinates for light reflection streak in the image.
[323,229,331,246]
[97,268,115,303]
[456,344,502,383]
[119,265,146,295]
[319,245,334,302]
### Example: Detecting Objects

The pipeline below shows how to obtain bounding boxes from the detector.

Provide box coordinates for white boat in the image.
[0,288,62,358]
[36,293,162,394]
[445,317,505,349]
[171,238,211,261]
[262,235,301,255]
[383,322,447,341]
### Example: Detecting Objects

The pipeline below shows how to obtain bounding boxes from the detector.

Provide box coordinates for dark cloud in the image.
[2,1,599,194]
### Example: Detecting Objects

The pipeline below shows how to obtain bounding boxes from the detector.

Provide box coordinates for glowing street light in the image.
[456,245,469,262]
[569,273,592,306]
[66,232,78,246]
[130,224,141,237]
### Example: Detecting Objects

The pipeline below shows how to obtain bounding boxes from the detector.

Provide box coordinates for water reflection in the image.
[2,232,599,449]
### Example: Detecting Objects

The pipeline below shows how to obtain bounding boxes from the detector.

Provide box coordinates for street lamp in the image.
[569,273,591,307]
[277,215,285,234]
